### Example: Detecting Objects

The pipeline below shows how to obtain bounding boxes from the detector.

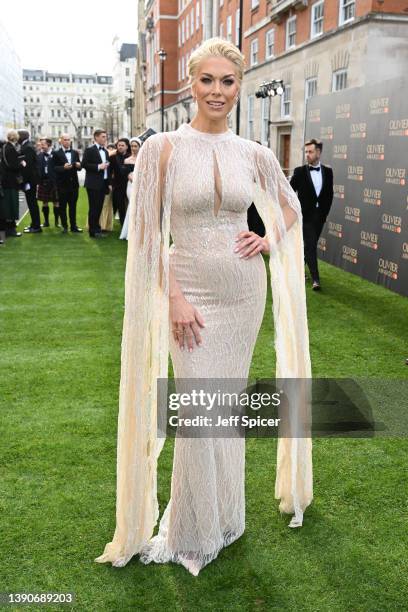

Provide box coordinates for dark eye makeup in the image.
[199,77,235,85]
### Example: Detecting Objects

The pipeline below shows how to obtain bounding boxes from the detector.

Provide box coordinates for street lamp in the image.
[255,80,285,147]
[157,48,167,133]
[127,89,134,136]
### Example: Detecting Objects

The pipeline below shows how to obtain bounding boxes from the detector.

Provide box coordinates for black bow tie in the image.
[309,166,320,172]
[98,146,104,151]
[64,149,72,153]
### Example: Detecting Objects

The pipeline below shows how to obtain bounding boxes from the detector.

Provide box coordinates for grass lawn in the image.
[1,188,407,611]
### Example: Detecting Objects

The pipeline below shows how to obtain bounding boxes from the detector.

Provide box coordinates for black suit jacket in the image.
[37,151,56,183]
[20,140,40,187]
[110,152,130,190]
[81,144,112,191]
[1,141,22,189]
[52,148,81,190]
[289,164,333,223]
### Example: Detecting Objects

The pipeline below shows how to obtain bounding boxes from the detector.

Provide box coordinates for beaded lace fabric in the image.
[94,123,313,576]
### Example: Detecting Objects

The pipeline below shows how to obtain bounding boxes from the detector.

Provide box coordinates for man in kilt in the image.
[37,138,60,228]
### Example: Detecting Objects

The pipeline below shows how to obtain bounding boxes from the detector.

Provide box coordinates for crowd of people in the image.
[0,125,332,289]
[0,128,142,245]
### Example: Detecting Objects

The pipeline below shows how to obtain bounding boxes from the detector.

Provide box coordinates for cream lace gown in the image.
[138,123,267,574]
[95,123,312,577]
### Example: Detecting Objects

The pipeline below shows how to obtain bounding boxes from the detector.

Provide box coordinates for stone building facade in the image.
[139,0,408,173]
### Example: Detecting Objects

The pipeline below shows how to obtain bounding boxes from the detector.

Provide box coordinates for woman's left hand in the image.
[234,231,269,259]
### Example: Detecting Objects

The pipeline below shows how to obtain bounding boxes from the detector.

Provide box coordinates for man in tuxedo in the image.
[81,129,111,238]
[110,138,130,227]
[17,130,42,233]
[290,138,333,290]
[52,134,82,233]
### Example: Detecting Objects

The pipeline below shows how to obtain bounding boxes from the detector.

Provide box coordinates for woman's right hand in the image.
[170,294,205,351]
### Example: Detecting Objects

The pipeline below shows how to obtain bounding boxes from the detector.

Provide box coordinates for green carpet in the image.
[1,189,407,611]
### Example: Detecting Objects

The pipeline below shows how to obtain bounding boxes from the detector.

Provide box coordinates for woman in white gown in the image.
[95,38,312,576]
[119,138,141,240]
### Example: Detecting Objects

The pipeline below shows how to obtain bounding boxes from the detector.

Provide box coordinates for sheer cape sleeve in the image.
[94,133,172,566]
[252,143,313,528]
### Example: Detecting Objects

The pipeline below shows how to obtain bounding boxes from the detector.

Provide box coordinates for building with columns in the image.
[140,0,408,174]
[23,70,113,149]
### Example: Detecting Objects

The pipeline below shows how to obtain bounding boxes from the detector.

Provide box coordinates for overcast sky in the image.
[2,0,138,75]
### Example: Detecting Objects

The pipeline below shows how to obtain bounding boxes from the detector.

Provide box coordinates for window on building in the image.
[182,19,185,43]
[227,15,232,41]
[332,69,347,91]
[89,99,93,105]
[339,0,355,25]
[51,109,55,118]
[286,16,296,49]
[202,0,204,25]
[90,111,93,118]
[251,0,259,8]
[261,97,270,145]
[191,8,194,34]
[305,77,317,102]
[247,94,255,140]
[265,29,275,58]
[219,22,224,38]
[186,14,190,38]
[311,1,324,38]
[220,0,223,6]
[178,24,181,46]
[250,38,258,66]
[281,84,291,117]
[235,9,240,45]
[182,55,185,80]
[57,109,61,117]
[196,1,200,29]
[77,111,80,118]
[125,67,130,76]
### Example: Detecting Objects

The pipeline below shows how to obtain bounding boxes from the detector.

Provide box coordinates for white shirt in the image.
[309,163,322,203]
[96,143,108,179]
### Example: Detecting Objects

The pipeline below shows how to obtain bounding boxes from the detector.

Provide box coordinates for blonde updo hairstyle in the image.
[187,37,245,86]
